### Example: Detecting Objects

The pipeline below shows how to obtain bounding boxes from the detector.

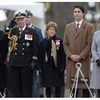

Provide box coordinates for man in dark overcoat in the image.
[0,30,8,97]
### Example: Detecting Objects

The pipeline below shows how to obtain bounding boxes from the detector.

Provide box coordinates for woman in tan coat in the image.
[63,5,94,97]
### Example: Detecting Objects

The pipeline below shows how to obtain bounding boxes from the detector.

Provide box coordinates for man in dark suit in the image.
[8,10,39,97]
[0,30,8,97]
[25,10,44,97]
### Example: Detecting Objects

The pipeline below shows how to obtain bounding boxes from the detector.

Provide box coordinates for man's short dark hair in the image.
[74,5,85,13]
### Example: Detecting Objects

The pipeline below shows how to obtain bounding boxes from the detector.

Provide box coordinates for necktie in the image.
[76,23,79,32]
[19,29,23,35]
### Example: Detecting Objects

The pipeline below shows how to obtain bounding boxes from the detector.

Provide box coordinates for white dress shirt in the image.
[75,19,83,28]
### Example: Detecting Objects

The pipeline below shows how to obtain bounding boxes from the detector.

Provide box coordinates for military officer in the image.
[8,10,39,97]
[25,10,44,97]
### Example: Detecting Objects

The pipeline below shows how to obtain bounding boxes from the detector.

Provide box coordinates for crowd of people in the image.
[0,5,100,98]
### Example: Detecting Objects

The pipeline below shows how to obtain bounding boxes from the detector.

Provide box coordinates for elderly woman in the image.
[38,21,66,97]
[90,30,100,97]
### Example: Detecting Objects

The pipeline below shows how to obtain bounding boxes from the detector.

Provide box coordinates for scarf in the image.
[45,35,57,67]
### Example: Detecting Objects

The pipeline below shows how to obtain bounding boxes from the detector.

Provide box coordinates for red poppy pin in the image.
[25,30,28,33]
[82,26,86,29]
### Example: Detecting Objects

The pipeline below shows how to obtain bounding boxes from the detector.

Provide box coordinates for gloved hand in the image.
[29,62,38,70]
[60,68,65,75]
[96,59,100,66]
[38,69,43,76]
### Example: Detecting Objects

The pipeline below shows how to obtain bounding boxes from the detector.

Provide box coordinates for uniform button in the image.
[22,53,24,55]
[16,43,18,45]
[15,48,17,50]
[23,43,25,45]
[15,53,17,55]
[22,48,24,50]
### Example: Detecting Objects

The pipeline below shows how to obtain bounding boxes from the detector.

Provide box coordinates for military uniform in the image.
[8,10,39,97]
[8,26,39,67]
[25,10,44,97]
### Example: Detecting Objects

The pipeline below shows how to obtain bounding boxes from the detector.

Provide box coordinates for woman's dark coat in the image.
[39,35,66,87]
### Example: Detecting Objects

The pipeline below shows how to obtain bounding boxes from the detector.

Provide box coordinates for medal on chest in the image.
[26,42,30,47]
[25,34,33,40]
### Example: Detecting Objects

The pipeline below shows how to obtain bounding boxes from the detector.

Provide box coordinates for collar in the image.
[28,24,33,28]
[19,25,26,31]
[75,19,83,26]
[48,34,57,40]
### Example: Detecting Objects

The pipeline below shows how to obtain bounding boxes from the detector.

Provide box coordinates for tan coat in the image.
[63,20,94,89]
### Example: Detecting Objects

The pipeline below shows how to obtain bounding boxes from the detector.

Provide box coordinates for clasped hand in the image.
[70,54,82,62]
